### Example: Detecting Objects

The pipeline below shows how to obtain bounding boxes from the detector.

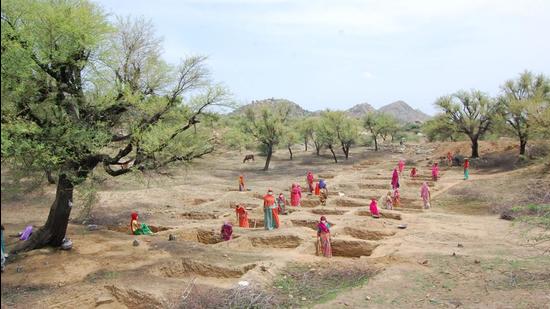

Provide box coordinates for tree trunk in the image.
[342,144,349,159]
[519,137,527,155]
[45,168,56,184]
[12,173,74,253]
[329,145,338,163]
[288,146,293,160]
[470,137,479,158]
[263,143,273,171]
[304,137,308,151]
[374,136,378,151]
[314,142,321,156]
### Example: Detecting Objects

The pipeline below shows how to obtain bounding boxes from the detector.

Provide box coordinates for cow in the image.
[243,154,255,163]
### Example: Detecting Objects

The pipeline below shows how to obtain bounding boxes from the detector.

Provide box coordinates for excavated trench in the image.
[310,209,347,215]
[106,285,166,309]
[292,219,335,230]
[344,227,396,241]
[335,199,366,207]
[180,211,219,220]
[249,235,302,248]
[356,210,402,220]
[331,239,379,257]
[108,225,171,234]
[150,258,257,278]
[359,183,391,190]
[301,199,321,207]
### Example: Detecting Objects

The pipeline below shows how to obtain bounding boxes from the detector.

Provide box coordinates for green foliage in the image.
[422,114,461,142]
[1,0,228,184]
[435,90,501,157]
[362,112,400,150]
[319,110,359,158]
[498,71,550,152]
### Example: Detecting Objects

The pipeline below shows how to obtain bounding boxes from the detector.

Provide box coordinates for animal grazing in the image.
[243,154,255,163]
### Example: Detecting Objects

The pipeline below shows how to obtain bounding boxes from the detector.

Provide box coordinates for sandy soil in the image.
[1,142,549,308]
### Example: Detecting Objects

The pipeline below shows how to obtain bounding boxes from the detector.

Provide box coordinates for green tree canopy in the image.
[1,0,228,252]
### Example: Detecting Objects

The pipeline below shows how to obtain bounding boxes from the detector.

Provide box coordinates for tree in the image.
[305,117,324,156]
[319,111,358,159]
[498,71,550,155]
[1,0,228,252]
[282,127,299,160]
[296,117,314,151]
[362,112,399,151]
[435,90,500,158]
[318,113,339,163]
[422,114,461,142]
[240,104,291,170]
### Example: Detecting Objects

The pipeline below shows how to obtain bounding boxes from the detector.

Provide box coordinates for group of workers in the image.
[127,152,469,259]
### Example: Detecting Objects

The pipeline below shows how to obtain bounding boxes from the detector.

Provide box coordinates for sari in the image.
[432,163,439,181]
[306,172,314,193]
[464,159,470,180]
[420,182,430,209]
[239,175,245,191]
[410,167,417,178]
[277,194,288,215]
[290,184,302,206]
[391,169,400,189]
[317,218,332,258]
[263,193,276,230]
[130,212,153,235]
[385,192,393,210]
[235,205,250,228]
[392,188,401,208]
[221,222,233,241]
[398,160,405,174]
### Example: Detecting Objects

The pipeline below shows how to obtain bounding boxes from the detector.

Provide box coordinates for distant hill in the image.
[230,99,431,123]
[377,100,431,123]
[345,102,376,118]
[230,98,311,118]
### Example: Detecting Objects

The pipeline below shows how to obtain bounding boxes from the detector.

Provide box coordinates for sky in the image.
[94,0,550,115]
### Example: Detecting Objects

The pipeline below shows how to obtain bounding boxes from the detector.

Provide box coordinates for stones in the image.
[87,224,99,231]
[16,265,23,273]
[133,239,140,247]
[457,243,464,248]
[168,234,176,241]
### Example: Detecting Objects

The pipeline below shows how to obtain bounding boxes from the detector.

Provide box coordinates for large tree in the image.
[422,114,461,142]
[320,111,358,159]
[435,90,500,158]
[362,112,399,151]
[1,0,228,253]
[240,104,291,170]
[498,71,550,155]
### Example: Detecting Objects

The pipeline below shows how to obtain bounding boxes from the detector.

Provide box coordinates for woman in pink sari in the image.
[306,171,314,193]
[316,216,332,258]
[370,198,380,218]
[290,183,302,206]
[398,160,405,175]
[432,162,439,181]
[220,221,233,241]
[391,168,400,189]
[420,182,431,209]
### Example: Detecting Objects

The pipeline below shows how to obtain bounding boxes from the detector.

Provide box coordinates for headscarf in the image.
[130,212,138,232]
[410,167,417,177]
[221,221,233,240]
[319,179,326,189]
[464,158,469,168]
[398,159,405,169]
[239,175,244,185]
[432,163,439,175]
[318,216,330,233]
[307,171,314,183]
[278,193,287,204]
[421,182,430,199]
[391,168,399,188]
[370,199,379,215]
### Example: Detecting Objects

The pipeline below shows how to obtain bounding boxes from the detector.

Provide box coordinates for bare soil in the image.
[1,142,549,308]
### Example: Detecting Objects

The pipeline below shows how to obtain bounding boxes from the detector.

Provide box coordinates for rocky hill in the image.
[231,99,431,123]
[230,98,311,118]
[345,102,376,118]
[377,100,431,123]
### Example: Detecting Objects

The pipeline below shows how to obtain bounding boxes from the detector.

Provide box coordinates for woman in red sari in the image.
[316,216,332,258]
[431,162,439,181]
[463,158,470,180]
[391,168,400,189]
[235,204,249,228]
[410,167,418,178]
[398,159,405,175]
[306,171,314,193]
[370,198,380,218]
[221,221,233,241]
[290,183,302,206]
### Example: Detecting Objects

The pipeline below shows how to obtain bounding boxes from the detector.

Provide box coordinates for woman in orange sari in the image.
[235,204,249,228]
[263,189,280,229]
[238,175,245,191]
[316,216,332,258]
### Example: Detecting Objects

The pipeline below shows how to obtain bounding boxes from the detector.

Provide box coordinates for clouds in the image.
[94,0,550,114]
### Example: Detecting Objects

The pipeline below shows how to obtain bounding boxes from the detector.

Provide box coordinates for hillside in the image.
[230,98,311,118]
[345,102,376,117]
[378,100,431,123]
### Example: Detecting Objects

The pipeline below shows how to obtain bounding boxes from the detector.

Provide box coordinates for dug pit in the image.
[331,239,379,257]
[150,258,256,279]
[344,227,396,241]
[249,235,302,248]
